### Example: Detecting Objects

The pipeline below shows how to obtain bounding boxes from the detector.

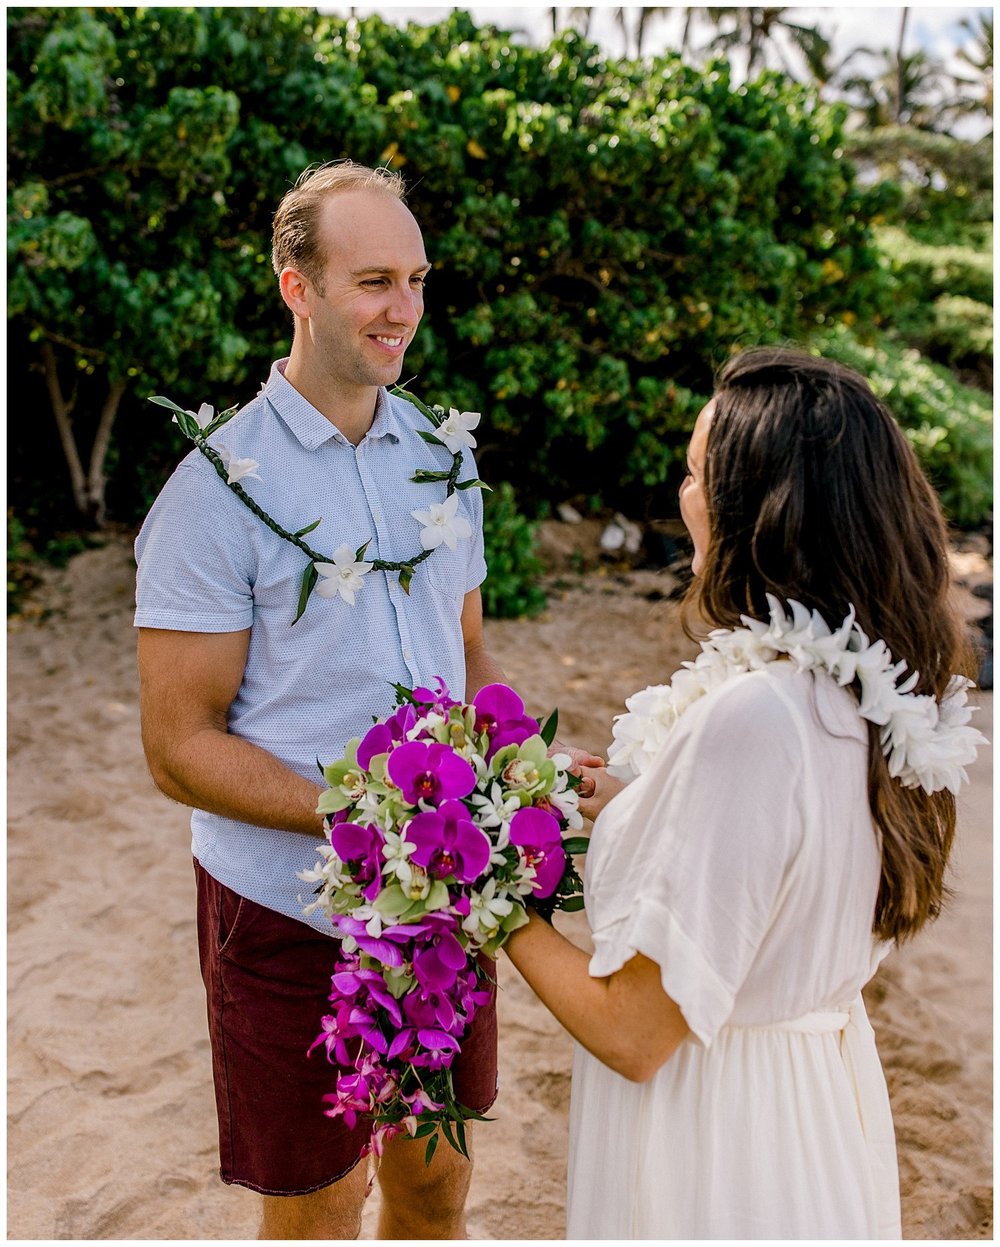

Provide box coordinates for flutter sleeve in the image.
[585,671,807,1047]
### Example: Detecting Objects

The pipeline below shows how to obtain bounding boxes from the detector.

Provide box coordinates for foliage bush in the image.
[843,127,993,245]
[814,324,993,528]
[9,9,895,523]
[7,8,991,620]
[480,482,548,618]
[874,227,993,307]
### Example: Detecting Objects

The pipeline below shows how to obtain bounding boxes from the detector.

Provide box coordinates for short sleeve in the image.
[134,457,256,632]
[585,672,807,1047]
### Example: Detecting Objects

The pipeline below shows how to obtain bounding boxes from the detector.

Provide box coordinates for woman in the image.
[503,347,985,1239]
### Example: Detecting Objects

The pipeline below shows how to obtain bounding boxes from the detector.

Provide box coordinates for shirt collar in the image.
[262,359,402,450]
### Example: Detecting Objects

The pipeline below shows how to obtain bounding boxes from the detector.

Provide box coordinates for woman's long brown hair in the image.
[687,346,974,943]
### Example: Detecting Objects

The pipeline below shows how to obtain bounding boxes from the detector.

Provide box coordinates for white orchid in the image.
[381,827,419,886]
[314,544,374,606]
[216,443,262,486]
[435,408,481,454]
[172,401,215,431]
[411,491,472,551]
[461,876,515,942]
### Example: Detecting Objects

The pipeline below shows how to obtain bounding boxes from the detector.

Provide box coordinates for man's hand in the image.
[575,764,627,822]
[549,738,606,801]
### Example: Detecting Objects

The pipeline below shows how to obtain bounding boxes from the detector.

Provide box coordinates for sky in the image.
[322,4,988,62]
[320,4,992,133]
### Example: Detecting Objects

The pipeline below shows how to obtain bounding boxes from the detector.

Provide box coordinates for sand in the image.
[6,536,992,1240]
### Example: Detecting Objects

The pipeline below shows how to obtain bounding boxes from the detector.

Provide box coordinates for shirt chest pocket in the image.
[417,540,467,603]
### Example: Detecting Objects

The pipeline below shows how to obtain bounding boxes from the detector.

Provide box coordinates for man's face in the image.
[301,190,430,389]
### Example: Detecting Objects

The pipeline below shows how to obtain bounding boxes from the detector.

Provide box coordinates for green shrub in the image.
[7,510,39,615]
[480,482,548,618]
[911,295,993,373]
[9,7,898,539]
[814,324,993,527]
[875,226,993,307]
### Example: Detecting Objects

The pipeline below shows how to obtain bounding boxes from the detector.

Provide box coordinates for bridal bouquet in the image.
[299,678,587,1163]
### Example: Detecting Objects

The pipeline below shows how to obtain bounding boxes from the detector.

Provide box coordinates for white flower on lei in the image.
[411,492,473,552]
[606,594,987,796]
[314,544,374,606]
[216,444,262,486]
[435,408,481,454]
[172,401,215,431]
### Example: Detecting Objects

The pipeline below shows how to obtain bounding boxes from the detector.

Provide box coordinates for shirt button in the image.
[403,647,413,660]
[373,510,383,522]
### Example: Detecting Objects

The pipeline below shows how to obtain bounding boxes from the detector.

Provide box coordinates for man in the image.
[135,161,515,1239]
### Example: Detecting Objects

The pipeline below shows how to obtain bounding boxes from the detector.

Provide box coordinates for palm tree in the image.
[941,12,993,125]
[699,7,829,78]
[612,6,671,59]
[549,6,594,39]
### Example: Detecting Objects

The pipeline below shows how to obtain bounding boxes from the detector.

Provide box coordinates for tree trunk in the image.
[87,378,127,528]
[896,7,910,124]
[40,340,88,517]
[40,340,125,528]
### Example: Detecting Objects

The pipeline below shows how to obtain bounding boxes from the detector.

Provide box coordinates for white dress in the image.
[567,663,901,1240]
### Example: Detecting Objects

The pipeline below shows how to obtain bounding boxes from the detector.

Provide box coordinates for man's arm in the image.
[137,628,325,837]
[460,586,508,697]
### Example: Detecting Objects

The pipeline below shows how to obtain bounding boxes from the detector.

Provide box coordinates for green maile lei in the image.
[149,385,489,623]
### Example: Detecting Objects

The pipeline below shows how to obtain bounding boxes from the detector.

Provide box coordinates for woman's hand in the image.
[576,764,626,821]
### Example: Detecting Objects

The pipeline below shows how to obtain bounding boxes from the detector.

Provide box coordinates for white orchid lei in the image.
[607,594,987,797]
[149,386,488,622]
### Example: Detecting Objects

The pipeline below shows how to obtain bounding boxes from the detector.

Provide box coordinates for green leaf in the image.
[539,708,559,747]
[398,565,414,594]
[392,384,442,426]
[355,538,372,561]
[411,469,452,484]
[455,1116,469,1157]
[455,477,492,492]
[148,394,188,415]
[440,1116,463,1156]
[559,894,586,912]
[392,682,418,705]
[292,562,318,624]
[424,1131,439,1166]
[417,429,447,448]
[294,517,323,538]
[562,836,590,856]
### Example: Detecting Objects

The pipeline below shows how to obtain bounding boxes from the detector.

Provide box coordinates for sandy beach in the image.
[7,535,992,1240]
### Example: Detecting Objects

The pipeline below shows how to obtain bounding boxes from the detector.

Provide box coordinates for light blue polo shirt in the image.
[134,358,487,933]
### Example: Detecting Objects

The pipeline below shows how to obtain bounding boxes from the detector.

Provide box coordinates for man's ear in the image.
[279,267,311,319]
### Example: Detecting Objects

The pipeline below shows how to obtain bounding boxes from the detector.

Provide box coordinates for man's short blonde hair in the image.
[271,160,407,290]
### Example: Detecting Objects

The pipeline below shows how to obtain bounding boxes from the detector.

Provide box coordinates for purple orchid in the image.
[404,1086,444,1115]
[357,704,417,769]
[403,987,459,1036]
[386,740,477,806]
[411,677,462,713]
[509,806,566,898]
[336,915,429,967]
[330,966,403,1028]
[329,821,385,902]
[472,683,540,761]
[413,1028,462,1070]
[412,924,469,992]
[405,799,491,883]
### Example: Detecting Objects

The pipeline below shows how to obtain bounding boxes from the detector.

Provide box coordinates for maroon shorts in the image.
[195,859,499,1195]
